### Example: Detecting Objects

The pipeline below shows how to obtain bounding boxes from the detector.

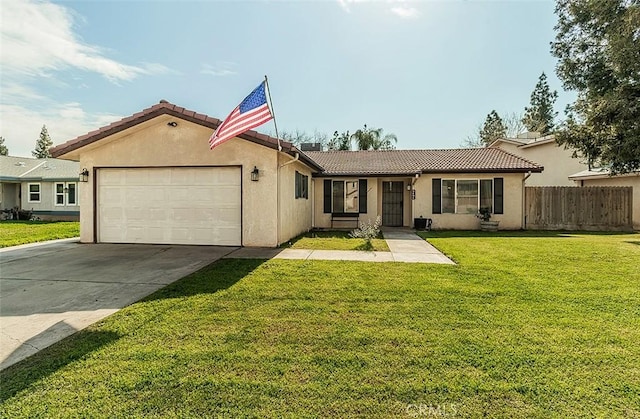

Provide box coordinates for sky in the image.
[0,0,576,158]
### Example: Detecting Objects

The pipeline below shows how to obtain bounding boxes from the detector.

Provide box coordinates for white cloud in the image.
[200,62,238,77]
[336,0,422,19]
[0,0,168,157]
[390,6,421,19]
[336,0,368,13]
[0,0,169,81]
[0,102,121,158]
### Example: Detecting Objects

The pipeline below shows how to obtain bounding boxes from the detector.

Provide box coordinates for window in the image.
[68,183,77,205]
[55,183,65,205]
[442,180,455,213]
[432,178,500,215]
[54,182,78,206]
[457,180,478,214]
[324,179,367,213]
[295,171,308,199]
[28,183,40,203]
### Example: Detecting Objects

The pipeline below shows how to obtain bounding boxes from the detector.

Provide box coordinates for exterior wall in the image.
[278,156,313,244]
[1,182,20,210]
[494,141,587,186]
[312,177,380,229]
[70,115,281,247]
[414,173,526,230]
[574,175,640,230]
[19,181,80,220]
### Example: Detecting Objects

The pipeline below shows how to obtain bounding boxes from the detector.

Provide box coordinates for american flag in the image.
[209,81,273,150]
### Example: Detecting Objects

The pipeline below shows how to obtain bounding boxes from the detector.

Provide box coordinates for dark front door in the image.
[382,181,404,227]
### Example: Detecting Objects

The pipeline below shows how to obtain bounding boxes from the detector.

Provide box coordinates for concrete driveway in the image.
[0,240,237,370]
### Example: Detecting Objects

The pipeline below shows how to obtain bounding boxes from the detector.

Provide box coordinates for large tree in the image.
[0,136,8,156]
[350,124,397,150]
[551,0,640,174]
[479,110,507,146]
[32,125,53,158]
[522,72,558,134]
[277,129,330,148]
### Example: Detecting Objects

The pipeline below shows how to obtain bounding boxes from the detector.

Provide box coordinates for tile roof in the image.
[306,148,543,176]
[0,155,79,181]
[49,100,323,172]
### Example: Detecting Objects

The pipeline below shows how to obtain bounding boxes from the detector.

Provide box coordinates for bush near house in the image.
[1,232,638,417]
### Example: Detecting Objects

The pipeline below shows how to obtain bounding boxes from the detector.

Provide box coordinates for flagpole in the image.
[264,75,281,151]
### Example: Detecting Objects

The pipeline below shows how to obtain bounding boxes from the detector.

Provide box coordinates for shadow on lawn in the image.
[0,258,262,402]
[142,258,264,301]
[0,329,121,402]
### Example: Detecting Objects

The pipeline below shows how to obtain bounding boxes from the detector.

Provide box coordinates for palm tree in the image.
[350,124,398,150]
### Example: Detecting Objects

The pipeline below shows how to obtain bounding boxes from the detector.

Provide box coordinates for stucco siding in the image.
[72,114,281,246]
[493,141,587,187]
[278,157,313,244]
[414,173,525,230]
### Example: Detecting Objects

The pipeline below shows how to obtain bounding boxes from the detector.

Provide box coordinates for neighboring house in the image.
[489,133,588,186]
[50,100,543,247]
[0,155,80,221]
[569,168,640,230]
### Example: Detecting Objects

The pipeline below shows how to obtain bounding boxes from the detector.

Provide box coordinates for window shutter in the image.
[323,179,332,213]
[359,179,367,213]
[494,177,504,214]
[432,178,441,214]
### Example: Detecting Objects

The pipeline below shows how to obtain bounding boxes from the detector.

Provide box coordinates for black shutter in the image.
[323,179,332,213]
[432,178,441,214]
[359,179,367,213]
[494,177,504,214]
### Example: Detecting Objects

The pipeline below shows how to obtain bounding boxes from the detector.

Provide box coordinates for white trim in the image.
[27,183,41,203]
[54,182,65,206]
[54,182,78,206]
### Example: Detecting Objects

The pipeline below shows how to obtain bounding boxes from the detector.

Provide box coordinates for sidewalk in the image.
[226,229,455,264]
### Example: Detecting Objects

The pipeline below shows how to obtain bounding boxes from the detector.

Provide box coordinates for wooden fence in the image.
[525,186,633,231]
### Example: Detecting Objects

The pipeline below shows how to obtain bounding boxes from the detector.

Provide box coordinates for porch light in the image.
[251,166,259,182]
[79,168,89,182]
[407,184,411,191]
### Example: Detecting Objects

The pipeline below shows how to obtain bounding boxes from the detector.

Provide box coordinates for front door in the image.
[382,181,404,227]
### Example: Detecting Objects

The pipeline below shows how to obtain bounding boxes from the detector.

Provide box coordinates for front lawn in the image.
[0,221,79,248]
[1,232,639,417]
[285,230,390,251]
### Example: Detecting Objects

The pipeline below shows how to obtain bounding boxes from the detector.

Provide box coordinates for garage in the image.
[97,167,241,245]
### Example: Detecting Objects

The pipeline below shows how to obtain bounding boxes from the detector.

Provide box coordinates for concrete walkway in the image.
[227,229,454,264]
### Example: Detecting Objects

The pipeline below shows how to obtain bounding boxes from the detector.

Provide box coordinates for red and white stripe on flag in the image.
[209,82,273,150]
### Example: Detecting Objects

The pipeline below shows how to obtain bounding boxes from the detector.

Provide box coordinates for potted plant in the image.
[476,207,499,232]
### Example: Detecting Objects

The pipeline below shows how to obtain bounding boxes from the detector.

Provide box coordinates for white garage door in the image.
[98,167,241,245]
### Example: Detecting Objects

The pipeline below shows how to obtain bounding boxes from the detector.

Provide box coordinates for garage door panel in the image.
[98,167,241,246]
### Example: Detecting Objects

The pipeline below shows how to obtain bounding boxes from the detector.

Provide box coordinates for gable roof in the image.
[49,100,323,172]
[306,148,543,177]
[0,155,79,181]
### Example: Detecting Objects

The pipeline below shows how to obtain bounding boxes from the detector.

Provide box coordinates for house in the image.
[50,100,543,246]
[569,168,640,230]
[489,132,587,186]
[306,149,542,230]
[0,155,80,221]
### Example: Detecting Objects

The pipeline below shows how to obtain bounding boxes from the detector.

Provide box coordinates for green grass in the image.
[2,232,639,417]
[284,230,390,251]
[0,221,79,247]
